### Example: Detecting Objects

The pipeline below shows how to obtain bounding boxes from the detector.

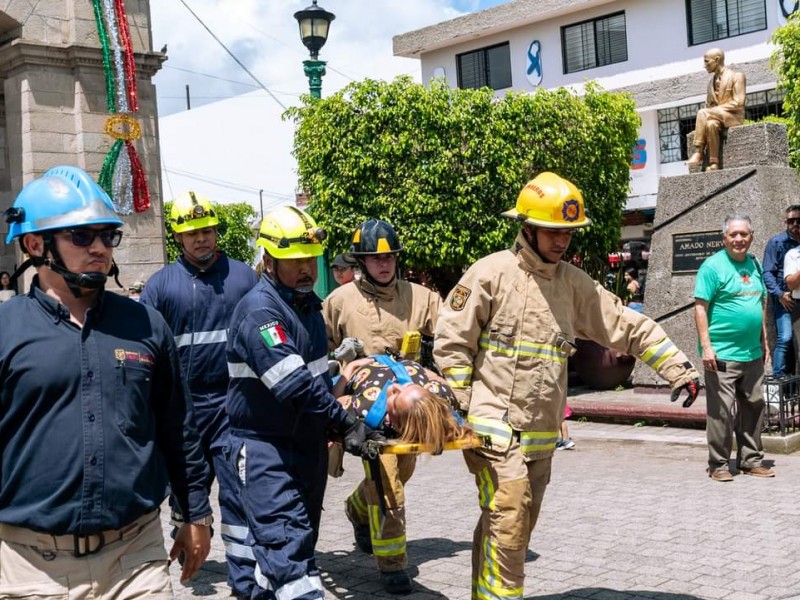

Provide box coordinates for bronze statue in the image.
[687,48,746,171]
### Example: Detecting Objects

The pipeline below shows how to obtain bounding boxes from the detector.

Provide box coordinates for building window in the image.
[686,0,767,45]
[561,12,627,74]
[657,88,784,163]
[456,43,512,90]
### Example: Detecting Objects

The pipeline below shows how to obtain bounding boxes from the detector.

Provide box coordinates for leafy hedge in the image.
[287,77,639,287]
[772,15,800,169]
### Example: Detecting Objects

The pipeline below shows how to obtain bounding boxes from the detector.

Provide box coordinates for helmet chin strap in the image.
[521,224,553,264]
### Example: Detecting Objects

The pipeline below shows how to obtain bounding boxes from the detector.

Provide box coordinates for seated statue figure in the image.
[687,48,746,171]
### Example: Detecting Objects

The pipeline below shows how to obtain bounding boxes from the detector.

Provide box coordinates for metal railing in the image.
[763,375,800,437]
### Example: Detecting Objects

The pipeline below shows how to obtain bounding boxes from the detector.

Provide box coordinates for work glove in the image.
[334,337,365,363]
[670,377,702,408]
[341,413,385,457]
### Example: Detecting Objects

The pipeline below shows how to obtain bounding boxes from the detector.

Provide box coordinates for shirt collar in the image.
[512,230,560,280]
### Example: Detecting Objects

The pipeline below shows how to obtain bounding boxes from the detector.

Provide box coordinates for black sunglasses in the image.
[787,218,800,225]
[59,228,123,248]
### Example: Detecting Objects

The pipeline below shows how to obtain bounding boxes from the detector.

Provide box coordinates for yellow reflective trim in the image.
[477,535,523,599]
[476,467,496,510]
[479,334,566,363]
[467,416,512,443]
[641,339,678,371]
[348,488,369,521]
[376,238,391,253]
[519,430,559,453]
[442,366,473,387]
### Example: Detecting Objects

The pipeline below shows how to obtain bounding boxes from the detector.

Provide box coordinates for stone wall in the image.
[0,1,166,288]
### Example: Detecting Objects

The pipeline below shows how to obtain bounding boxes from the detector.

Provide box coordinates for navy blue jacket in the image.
[141,253,257,446]
[0,280,211,534]
[226,275,348,440]
[763,231,800,299]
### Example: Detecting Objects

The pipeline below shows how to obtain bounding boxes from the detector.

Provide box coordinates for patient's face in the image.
[385,383,425,425]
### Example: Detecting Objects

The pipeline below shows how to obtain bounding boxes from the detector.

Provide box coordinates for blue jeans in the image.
[771,297,794,377]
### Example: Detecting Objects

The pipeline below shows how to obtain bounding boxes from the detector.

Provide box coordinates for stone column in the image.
[633,123,800,387]
[0,2,167,287]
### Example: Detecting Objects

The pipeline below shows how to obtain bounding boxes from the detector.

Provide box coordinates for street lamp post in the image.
[293,0,335,99]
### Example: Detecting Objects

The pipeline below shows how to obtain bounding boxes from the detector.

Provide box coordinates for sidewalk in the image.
[167,423,800,599]
[567,384,800,454]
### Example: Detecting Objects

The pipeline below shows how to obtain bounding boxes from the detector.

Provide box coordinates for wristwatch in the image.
[189,515,214,527]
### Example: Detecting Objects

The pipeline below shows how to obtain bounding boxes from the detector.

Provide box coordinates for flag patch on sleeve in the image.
[259,321,288,347]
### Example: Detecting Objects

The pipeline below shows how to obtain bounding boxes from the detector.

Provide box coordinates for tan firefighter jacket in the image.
[434,232,699,460]
[323,277,442,358]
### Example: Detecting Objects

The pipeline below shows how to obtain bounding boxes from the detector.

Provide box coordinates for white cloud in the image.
[151,1,504,211]
[151,0,465,116]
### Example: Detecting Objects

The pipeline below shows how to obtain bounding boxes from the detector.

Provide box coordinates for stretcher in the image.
[365,434,490,459]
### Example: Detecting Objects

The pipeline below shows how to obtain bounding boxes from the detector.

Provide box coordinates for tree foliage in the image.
[163,201,257,265]
[286,77,639,286]
[772,14,800,169]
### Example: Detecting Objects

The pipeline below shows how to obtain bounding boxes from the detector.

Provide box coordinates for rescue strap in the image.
[363,354,412,429]
[365,434,490,458]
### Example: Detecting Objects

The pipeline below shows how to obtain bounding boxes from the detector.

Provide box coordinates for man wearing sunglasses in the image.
[140,191,258,598]
[0,166,212,596]
[762,204,800,378]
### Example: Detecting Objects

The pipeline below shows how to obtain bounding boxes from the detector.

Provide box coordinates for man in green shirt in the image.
[694,214,773,482]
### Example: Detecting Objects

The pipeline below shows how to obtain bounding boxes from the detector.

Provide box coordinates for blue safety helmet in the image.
[5,165,123,244]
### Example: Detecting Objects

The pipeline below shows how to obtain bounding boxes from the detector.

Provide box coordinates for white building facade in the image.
[394,0,796,240]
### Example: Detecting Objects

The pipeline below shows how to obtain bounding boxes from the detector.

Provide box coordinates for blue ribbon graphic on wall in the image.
[526,40,543,87]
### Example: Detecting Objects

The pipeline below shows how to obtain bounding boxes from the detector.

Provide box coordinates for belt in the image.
[0,509,160,557]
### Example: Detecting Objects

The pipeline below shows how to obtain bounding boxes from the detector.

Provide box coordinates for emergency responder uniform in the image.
[226,206,378,600]
[434,172,701,600]
[322,219,442,594]
[141,192,257,597]
[0,166,211,596]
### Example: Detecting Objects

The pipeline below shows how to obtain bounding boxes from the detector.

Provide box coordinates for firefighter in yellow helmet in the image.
[227,206,382,600]
[434,172,701,600]
[141,191,258,596]
[322,218,442,594]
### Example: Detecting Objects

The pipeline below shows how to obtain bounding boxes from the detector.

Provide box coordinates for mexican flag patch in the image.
[259,321,288,347]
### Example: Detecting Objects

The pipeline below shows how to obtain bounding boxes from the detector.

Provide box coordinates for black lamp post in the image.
[293,0,335,99]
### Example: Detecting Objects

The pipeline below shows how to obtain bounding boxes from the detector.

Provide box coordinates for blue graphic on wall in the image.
[778,0,800,24]
[631,138,647,170]
[526,40,543,88]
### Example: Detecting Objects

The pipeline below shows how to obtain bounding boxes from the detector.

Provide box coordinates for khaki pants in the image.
[346,453,416,572]
[463,436,552,600]
[704,358,766,472]
[0,511,171,599]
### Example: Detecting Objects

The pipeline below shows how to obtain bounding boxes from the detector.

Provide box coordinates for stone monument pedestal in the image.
[633,123,800,388]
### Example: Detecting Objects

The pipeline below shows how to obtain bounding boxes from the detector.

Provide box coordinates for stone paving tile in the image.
[163,424,800,599]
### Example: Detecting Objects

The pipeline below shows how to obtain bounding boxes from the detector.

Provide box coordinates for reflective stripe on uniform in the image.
[261,354,304,389]
[476,467,496,510]
[174,329,227,348]
[223,538,255,560]
[228,362,257,379]
[221,523,249,540]
[367,505,406,557]
[442,366,473,388]
[641,338,679,371]
[476,535,523,600]
[348,488,369,521]
[519,430,558,454]
[479,333,567,363]
[308,355,329,378]
[254,563,274,591]
[275,574,324,600]
[467,416,513,446]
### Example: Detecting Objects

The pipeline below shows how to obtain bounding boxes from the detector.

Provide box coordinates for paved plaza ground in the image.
[164,421,800,600]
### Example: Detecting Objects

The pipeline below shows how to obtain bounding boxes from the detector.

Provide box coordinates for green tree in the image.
[163,201,257,265]
[772,14,800,168]
[286,77,639,290]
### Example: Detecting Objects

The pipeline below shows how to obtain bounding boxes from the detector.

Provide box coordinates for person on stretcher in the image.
[332,354,477,454]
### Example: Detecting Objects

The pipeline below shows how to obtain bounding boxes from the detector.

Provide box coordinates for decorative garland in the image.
[92,0,150,214]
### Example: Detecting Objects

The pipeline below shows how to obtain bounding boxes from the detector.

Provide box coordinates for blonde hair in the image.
[393,387,478,454]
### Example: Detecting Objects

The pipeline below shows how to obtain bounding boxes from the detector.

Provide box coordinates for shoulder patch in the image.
[450,284,472,311]
[259,320,288,347]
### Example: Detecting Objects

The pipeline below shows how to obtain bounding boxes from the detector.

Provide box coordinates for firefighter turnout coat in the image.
[435,231,698,458]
